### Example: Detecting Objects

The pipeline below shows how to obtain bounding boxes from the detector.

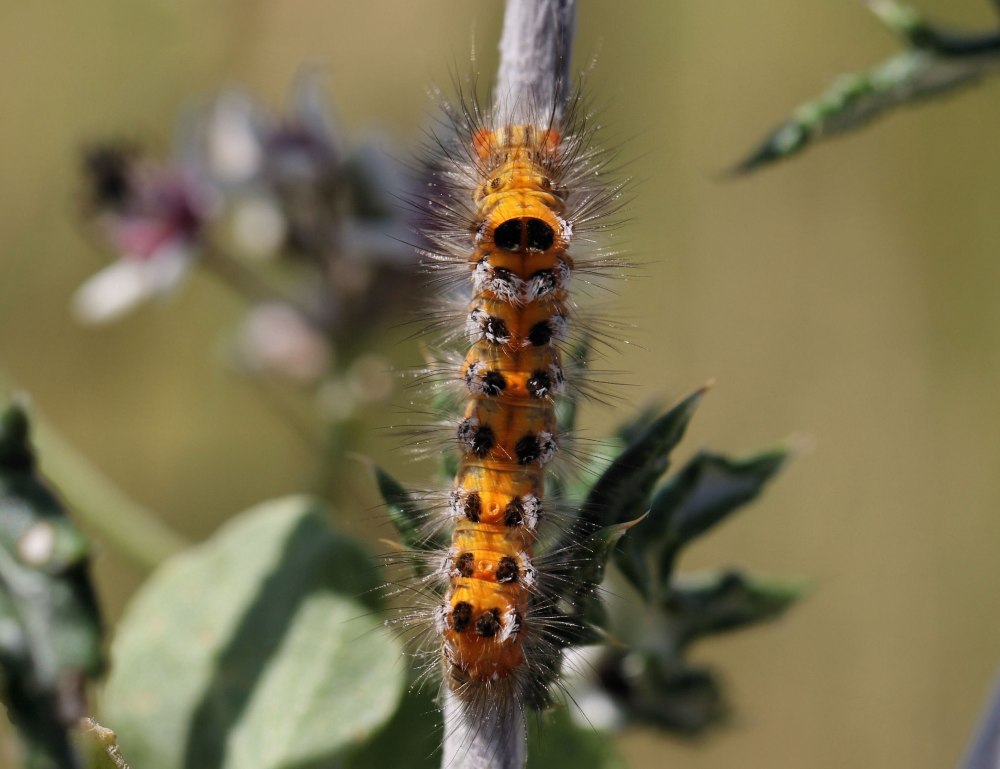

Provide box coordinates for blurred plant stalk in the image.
[32,413,189,571]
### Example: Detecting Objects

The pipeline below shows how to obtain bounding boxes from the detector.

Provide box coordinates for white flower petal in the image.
[72,244,194,325]
[73,260,157,324]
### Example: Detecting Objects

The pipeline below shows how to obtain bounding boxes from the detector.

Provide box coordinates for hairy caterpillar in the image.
[376,4,632,767]
[385,69,626,769]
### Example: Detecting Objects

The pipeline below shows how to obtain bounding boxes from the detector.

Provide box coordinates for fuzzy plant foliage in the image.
[735,0,1000,173]
[378,381,802,744]
[0,402,104,769]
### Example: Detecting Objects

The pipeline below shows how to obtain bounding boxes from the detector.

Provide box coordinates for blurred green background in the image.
[2,1,1000,767]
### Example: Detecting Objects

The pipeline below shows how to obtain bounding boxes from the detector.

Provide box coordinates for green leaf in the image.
[344,686,441,769]
[373,465,442,551]
[579,387,706,535]
[646,446,789,581]
[0,402,103,769]
[546,516,646,654]
[612,402,662,447]
[527,707,625,769]
[666,570,804,648]
[103,495,405,769]
[0,400,33,472]
[576,518,644,593]
[733,2,1000,174]
[658,448,787,543]
[626,659,725,735]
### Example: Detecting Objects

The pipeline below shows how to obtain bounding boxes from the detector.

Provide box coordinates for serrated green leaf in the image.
[577,517,643,590]
[647,447,789,581]
[374,465,442,551]
[633,662,726,735]
[666,570,804,648]
[103,495,405,769]
[579,387,706,535]
[612,402,662,447]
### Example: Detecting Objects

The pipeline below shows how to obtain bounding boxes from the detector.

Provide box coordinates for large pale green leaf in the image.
[103,495,405,769]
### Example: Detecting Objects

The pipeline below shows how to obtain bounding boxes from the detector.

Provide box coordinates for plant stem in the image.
[32,417,189,571]
[495,0,576,125]
[441,689,526,769]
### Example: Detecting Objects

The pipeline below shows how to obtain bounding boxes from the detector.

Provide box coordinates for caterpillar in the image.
[439,119,569,698]
[378,4,628,767]
[390,71,624,769]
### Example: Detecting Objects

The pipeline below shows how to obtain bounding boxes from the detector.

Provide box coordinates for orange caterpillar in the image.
[405,82,619,758]
[441,124,568,690]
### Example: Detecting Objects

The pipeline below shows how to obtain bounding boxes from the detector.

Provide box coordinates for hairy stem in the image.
[494,0,577,125]
[441,689,526,769]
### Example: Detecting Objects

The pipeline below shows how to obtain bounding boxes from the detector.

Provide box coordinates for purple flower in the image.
[74,147,213,323]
